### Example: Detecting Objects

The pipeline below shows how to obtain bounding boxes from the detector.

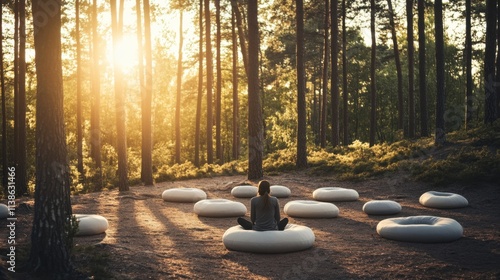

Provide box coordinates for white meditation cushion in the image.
[270,185,291,198]
[231,185,258,198]
[74,214,109,236]
[162,188,207,203]
[376,215,463,243]
[419,191,468,209]
[194,199,247,217]
[0,203,9,219]
[363,200,402,215]
[313,187,359,202]
[284,200,339,218]
[222,224,315,253]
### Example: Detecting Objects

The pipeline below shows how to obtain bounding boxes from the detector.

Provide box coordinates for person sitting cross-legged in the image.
[237,180,288,231]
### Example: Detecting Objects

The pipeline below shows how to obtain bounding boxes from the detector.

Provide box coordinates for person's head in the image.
[258,180,271,196]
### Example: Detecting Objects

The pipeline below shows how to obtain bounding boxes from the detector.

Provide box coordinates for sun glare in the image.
[106,34,138,73]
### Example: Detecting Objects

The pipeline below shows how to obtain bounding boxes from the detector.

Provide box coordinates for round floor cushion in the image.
[270,185,291,198]
[284,200,339,218]
[419,191,468,209]
[231,185,258,198]
[0,203,9,219]
[376,215,463,243]
[222,224,315,253]
[194,199,247,217]
[363,200,402,215]
[74,214,109,236]
[313,187,359,202]
[162,188,207,203]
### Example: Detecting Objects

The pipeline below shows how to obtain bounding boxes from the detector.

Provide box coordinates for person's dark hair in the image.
[258,180,271,207]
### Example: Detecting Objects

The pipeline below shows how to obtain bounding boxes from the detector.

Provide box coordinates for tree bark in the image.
[215,0,223,163]
[434,0,446,145]
[29,0,74,276]
[141,0,153,184]
[485,0,498,123]
[1,4,7,191]
[175,10,183,164]
[195,0,203,167]
[320,0,329,148]
[418,0,428,136]
[204,0,214,164]
[91,0,103,188]
[342,0,349,145]
[111,0,129,190]
[331,0,340,147]
[369,0,377,147]
[232,7,240,160]
[76,0,84,178]
[387,0,404,132]
[231,0,249,78]
[407,0,415,138]
[247,0,263,180]
[296,0,308,168]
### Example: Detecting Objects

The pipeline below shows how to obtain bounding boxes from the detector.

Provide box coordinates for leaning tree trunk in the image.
[387,0,404,133]
[29,0,74,276]
[331,0,340,147]
[231,7,240,160]
[247,0,263,180]
[91,0,103,188]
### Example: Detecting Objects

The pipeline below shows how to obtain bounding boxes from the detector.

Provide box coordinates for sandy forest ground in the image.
[1,171,500,279]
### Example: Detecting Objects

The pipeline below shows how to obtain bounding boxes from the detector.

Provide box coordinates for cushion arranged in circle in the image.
[419,191,468,209]
[270,185,291,198]
[313,187,359,202]
[284,200,339,218]
[222,224,315,253]
[363,200,402,215]
[162,188,207,203]
[376,215,463,243]
[74,214,109,236]
[194,199,247,217]
[231,185,258,198]
[0,203,9,219]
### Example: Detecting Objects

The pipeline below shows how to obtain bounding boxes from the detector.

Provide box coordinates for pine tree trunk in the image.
[296,0,308,168]
[407,0,415,138]
[247,0,263,180]
[231,7,240,160]
[434,0,446,145]
[465,0,473,128]
[387,0,404,133]
[91,0,103,188]
[320,0,329,148]
[485,0,498,123]
[342,0,349,145]
[175,10,183,164]
[111,0,129,191]
[231,0,249,78]
[204,0,214,164]
[76,0,84,178]
[1,5,7,191]
[418,0,428,136]
[29,0,74,276]
[141,0,153,184]
[331,0,340,147]
[195,0,203,167]
[369,0,377,147]
[216,0,223,163]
